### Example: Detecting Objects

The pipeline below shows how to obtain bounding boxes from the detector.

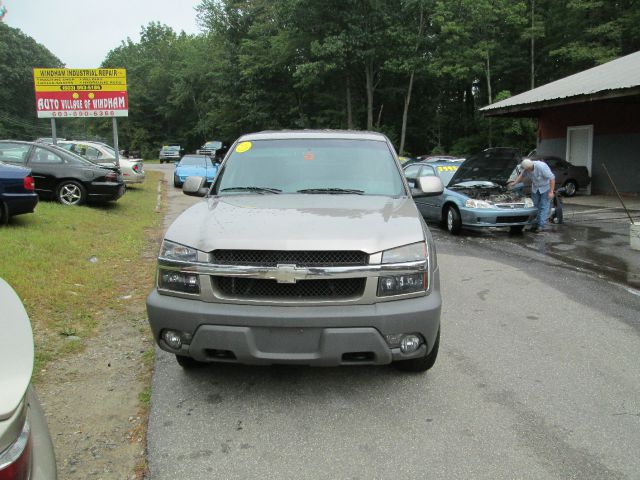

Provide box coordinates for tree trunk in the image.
[365,62,374,130]
[485,52,492,105]
[530,0,535,89]
[399,8,424,155]
[346,74,353,130]
[376,103,383,129]
[399,70,414,155]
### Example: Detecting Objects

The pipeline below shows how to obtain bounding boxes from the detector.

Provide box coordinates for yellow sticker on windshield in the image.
[235,141,252,153]
[437,165,458,172]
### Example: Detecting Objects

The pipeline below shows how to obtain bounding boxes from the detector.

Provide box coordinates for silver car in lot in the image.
[0,279,57,479]
[147,130,444,372]
[57,141,145,185]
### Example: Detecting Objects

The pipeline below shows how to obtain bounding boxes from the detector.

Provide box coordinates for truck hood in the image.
[0,279,34,420]
[165,195,425,254]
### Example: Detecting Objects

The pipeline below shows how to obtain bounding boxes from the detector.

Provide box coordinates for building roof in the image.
[481,50,640,116]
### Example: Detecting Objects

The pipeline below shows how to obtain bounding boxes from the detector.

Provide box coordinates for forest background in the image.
[2,0,640,158]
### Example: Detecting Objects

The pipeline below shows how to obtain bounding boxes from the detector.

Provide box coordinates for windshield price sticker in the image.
[438,166,458,172]
[235,141,252,153]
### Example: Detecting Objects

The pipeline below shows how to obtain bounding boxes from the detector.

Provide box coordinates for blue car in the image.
[0,160,38,225]
[405,148,537,235]
[173,154,219,188]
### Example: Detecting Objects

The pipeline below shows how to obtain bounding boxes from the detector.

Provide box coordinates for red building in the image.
[481,51,640,195]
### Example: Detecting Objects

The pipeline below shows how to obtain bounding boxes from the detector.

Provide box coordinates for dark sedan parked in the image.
[531,155,590,197]
[0,141,125,205]
[0,161,38,225]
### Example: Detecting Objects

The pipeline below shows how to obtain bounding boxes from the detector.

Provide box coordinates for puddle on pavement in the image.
[511,223,640,289]
[435,221,640,289]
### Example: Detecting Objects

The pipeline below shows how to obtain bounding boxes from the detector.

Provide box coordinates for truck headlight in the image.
[158,270,200,294]
[465,199,492,208]
[160,240,199,262]
[524,198,534,207]
[378,242,427,296]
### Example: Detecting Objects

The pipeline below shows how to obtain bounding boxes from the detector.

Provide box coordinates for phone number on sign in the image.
[50,110,119,118]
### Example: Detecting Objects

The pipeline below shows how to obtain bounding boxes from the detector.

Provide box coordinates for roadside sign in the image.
[33,68,128,118]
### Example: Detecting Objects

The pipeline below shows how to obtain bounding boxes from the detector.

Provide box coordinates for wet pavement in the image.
[430,196,640,291]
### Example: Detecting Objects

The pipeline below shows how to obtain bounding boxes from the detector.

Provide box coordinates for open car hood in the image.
[449,148,521,187]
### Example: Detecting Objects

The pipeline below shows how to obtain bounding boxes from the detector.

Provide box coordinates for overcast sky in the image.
[3,0,202,67]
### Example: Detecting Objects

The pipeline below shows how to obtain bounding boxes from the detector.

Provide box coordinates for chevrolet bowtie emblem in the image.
[272,264,306,284]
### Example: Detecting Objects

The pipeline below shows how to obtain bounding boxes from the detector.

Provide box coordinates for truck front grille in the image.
[213,277,365,300]
[210,250,368,267]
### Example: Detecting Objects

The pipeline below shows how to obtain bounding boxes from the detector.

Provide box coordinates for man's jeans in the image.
[531,190,551,229]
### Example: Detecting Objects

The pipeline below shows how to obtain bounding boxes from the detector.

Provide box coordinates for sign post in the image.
[112,118,120,167]
[50,118,57,145]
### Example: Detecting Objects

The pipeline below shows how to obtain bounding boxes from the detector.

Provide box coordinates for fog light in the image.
[400,334,421,353]
[163,330,183,350]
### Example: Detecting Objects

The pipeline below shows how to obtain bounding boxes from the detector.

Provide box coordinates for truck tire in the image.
[175,354,204,369]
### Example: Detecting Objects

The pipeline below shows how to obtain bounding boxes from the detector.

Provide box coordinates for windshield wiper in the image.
[220,186,281,194]
[296,188,364,194]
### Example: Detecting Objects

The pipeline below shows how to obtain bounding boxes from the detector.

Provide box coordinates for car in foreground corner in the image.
[57,141,145,185]
[173,154,218,188]
[405,148,537,234]
[0,141,125,206]
[147,130,444,372]
[0,160,38,226]
[0,278,57,479]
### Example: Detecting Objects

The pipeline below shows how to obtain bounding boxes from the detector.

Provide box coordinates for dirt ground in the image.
[36,181,166,479]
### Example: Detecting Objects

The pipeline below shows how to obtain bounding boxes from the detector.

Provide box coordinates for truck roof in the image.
[238,130,388,142]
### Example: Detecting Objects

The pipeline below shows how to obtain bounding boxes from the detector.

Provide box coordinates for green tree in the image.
[0,22,62,138]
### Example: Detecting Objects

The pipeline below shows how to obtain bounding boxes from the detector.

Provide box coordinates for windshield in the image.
[214,138,405,196]
[204,141,222,149]
[434,164,461,187]
[48,145,101,166]
[163,145,181,151]
[100,144,116,157]
[180,156,210,166]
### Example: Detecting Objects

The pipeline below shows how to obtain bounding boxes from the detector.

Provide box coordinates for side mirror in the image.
[412,176,444,198]
[183,176,209,197]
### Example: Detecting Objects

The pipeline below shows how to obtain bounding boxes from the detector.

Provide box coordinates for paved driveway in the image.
[144,172,640,479]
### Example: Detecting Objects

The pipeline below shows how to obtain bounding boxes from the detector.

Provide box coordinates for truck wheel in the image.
[445,206,462,235]
[173,176,182,188]
[175,354,203,369]
[393,329,439,373]
[563,180,577,197]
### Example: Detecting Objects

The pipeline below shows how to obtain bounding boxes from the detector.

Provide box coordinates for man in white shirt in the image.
[509,158,555,233]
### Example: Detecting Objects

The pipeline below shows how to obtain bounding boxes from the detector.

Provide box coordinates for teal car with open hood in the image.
[404,148,537,235]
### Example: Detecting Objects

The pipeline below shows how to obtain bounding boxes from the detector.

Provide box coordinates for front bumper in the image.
[146,280,441,366]
[460,206,537,228]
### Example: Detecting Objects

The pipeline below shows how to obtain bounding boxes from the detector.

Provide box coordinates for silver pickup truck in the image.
[146,130,444,372]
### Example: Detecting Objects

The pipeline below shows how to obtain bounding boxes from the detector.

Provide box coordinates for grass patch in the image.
[138,385,152,407]
[0,172,163,376]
